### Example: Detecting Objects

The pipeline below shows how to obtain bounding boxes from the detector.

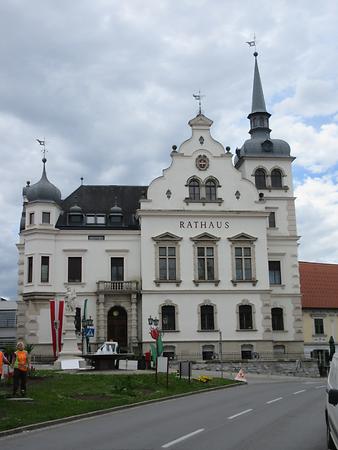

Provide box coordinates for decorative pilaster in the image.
[97,293,105,343]
[130,293,138,346]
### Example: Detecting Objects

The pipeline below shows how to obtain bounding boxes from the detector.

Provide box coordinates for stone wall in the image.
[171,359,321,378]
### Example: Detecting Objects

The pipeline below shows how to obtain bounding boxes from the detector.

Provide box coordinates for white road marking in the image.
[228,409,253,420]
[315,385,326,389]
[162,428,205,448]
[293,389,306,395]
[266,397,283,404]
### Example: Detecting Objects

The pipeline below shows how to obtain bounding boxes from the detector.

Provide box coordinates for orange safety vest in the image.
[14,350,28,372]
[0,351,3,374]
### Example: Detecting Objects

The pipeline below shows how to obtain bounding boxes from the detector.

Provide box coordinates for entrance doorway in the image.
[107,306,128,350]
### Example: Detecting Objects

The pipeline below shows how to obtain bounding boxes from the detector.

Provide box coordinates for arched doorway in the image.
[107,306,128,349]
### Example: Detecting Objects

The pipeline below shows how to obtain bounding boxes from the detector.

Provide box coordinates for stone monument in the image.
[54,287,86,369]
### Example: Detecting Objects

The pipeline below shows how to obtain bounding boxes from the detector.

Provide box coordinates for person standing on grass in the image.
[12,342,30,397]
[0,349,10,383]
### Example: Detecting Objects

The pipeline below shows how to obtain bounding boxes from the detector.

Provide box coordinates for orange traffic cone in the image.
[235,368,247,382]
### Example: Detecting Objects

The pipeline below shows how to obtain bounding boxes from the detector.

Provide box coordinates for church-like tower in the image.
[236,52,303,353]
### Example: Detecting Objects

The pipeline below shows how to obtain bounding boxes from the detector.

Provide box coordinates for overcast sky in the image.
[1,0,338,299]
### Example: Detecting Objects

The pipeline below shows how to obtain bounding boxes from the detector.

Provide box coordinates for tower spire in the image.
[247,52,271,139]
[251,52,267,114]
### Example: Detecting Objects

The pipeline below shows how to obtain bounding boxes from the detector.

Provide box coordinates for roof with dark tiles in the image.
[56,185,148,230]
[299,261,338,309]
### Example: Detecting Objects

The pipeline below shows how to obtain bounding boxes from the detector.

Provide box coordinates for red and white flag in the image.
[49,299,64,358]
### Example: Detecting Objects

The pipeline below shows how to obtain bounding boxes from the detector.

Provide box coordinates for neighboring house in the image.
[0,298,17,349]
[300,261,338,367]
[16,53,303,359]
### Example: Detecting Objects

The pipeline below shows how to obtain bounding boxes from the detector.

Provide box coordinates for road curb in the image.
[0,381,242,438]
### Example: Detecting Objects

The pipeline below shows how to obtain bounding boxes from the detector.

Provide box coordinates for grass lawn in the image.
[0,371,237,432]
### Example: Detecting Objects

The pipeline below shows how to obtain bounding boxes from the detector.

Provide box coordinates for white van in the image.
[326,354,338,449]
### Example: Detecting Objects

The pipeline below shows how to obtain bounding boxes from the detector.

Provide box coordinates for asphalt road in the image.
[1,376,327,450]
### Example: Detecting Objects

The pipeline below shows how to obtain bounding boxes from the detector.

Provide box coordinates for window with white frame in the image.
[314,318,324,335]
[191,233,220,285]
[152,233,182,284]
[40,256,49,283]
[205,179,217,201]
[268,211,276,228]
[42,212,50,224]
[228,233,257,285]
[161,304,176,331]
[269,261,282,285]
[271,169,283,188]
[239,305,253,329]
[188,178,201,200]
[200,304,215,330]
[27,256,33,283]
[271,307,284,331]
[29,212,35,225]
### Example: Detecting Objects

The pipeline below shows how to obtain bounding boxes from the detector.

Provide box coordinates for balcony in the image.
[97,280,139,293]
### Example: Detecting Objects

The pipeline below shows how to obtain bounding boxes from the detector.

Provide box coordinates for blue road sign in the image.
[85,327,95,337]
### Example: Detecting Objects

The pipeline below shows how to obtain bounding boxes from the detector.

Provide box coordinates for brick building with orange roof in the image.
[300,261,338,366]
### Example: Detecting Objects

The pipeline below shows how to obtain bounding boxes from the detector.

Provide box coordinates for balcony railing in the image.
[97,280,139,293]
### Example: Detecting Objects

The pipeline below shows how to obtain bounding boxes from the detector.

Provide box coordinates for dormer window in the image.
[68,205,83,225]
[86,214,106,225]
[109,205,123,226]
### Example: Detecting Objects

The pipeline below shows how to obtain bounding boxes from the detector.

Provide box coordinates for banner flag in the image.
[50,299,65,358]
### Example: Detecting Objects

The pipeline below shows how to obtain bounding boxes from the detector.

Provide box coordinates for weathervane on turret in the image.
[246,33,257,54]
[36,138,47,162]
[193,90,205,115]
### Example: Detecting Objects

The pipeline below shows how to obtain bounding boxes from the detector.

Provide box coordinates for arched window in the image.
[205,179,217,201]
[188,179,200,200]
[271,307,284,331]
[254,169,266,189]
[161,305,176,331]
[239,305,253,330]
[200,304,215,330]
[271,169,282,188]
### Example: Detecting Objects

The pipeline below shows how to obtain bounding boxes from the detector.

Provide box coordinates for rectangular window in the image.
[268,212,276,228]
[235,247,252,280]
[96,215,106,225]
[269,261,282,285]
[42,212,51,224]
[111,257,124,281]
[40,256,49,283]
[68,257,82,283]
[314,318,324,335]
[159,247,177,281]
[197,247,215,281]
[27,256,33,283]
[86,215,95,224]
[88,235,105,240]
[29,212,34,225]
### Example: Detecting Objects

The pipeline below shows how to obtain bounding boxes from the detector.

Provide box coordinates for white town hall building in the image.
[16,53,304,359]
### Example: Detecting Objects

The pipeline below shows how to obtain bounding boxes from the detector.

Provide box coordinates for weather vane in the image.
[36,138,47,160]
[246,33,257,53]
[193,90,205,115]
